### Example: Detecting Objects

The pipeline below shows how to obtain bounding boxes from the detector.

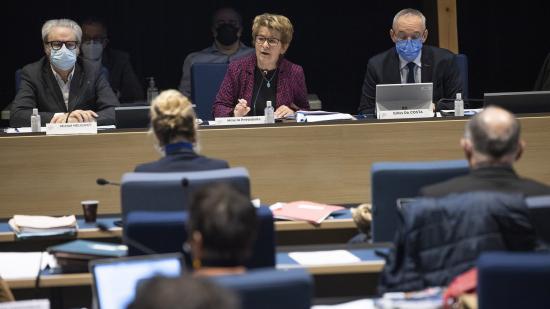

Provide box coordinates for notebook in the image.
[90,253,184,309]
[375,82,433,114]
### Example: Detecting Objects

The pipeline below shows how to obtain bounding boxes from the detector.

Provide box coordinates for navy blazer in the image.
[359,45,462,115]
[135,148,229,172]
[10,56,120,127]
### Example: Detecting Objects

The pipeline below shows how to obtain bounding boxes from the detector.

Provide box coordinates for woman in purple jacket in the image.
[212,13,309,118]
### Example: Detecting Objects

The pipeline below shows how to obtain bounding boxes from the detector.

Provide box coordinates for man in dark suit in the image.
[10,18,119,127]
[80,17,144,103]
[358,8,462,115]
[421,106,550,197]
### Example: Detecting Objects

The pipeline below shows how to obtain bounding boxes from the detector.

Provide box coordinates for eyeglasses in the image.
[46,41,79,50]
[394,31,426,42]
[82,38,106,45]
[255,36,281,46]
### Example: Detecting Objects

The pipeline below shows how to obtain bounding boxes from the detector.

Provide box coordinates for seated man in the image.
[421,106,550,197]
[358,8,462,115]
[178,7,254,98]
[80,17,144,103]
[10,18,119,127]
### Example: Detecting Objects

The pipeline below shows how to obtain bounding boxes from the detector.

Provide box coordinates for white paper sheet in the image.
[0,300,50,309]
[0,252,52,279]
[312,299,375,309]
[289,250,360,266]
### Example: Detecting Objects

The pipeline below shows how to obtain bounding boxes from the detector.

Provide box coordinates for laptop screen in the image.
[90,253,184,309]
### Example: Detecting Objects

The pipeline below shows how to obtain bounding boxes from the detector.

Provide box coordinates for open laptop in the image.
[376,82,433,115]
[90,253,184,309]
[115,106,150,129]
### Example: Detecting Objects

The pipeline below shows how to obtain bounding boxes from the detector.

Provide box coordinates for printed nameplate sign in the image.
[214,116,266,126]
[377,109,434,120]
[46,122,98,135]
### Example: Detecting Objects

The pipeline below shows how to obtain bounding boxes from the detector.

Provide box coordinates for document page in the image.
[0,252,51,279]
[289,250,360,265]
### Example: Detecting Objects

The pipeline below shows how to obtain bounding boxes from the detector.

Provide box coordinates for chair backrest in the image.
[120,167,249,221]
[525,195,550,244]
[212,268,313,309]
[191,63,228,121]
[455,54,469,99]
[124,206,275,269]
[478,251,550,309]
[371,160,469,242]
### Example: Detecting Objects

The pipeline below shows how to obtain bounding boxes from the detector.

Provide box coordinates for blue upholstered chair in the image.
[212,268,313,309]
[478,252,550,309]
[455,54,469,99]
[190,63,228,121]
[124,206,275,269]
[370,160,469,242]
[120,167,250,221]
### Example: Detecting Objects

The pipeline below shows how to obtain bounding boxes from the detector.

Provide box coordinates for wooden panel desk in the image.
[2,116,550,218]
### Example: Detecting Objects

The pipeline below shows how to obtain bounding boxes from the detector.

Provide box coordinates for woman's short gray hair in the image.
[392,8,426,30]
[41,19,82,43]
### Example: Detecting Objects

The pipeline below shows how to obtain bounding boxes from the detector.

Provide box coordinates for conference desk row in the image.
[2,115,550,219]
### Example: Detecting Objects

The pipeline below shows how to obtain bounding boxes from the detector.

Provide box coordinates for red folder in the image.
[270,201,345,224]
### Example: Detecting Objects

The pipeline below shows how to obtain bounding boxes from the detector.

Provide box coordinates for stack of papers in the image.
[270,201,344,224]
[48,240,127,273]
[296,111,355,123]
[9,215,77,239]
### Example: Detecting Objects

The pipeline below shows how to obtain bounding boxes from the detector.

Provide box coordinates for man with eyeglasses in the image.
[177,7,254,98]
[358,8,462,116]
[80,17,144,103]
[10,18,119,127]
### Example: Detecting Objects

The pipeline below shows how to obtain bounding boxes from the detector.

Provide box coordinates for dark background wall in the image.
[1,0,549,114]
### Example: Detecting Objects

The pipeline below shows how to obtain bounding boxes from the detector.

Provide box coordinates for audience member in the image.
[178,7,253,98]
[213,13,309,118]
[358,8,462,115]
[127,275,238,309]
[10,18,119,127]
[188,183,257,276]
[134,89,228,172]
[81,17,144,103]
[421,106,550,196]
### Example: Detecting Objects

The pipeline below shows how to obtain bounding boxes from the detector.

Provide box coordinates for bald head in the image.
[464,106,522,164]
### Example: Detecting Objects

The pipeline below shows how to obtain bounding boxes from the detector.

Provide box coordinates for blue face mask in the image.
[50,45,77,71]
[395,39,423,62]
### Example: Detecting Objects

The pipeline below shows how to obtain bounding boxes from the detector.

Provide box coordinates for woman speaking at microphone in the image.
[135,89,228,172]
[212,13,309,119]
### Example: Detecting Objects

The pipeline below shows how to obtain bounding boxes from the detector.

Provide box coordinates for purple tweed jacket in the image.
[212,53,309,117]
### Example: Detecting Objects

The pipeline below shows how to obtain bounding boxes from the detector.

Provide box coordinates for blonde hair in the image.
[252,13,294,45]
[150,89,197,147]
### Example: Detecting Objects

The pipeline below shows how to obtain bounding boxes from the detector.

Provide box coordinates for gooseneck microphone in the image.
[96,178,121,186]
[96,222,158,255]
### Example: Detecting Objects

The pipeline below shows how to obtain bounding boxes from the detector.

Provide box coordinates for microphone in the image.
[96,222,158,256]
[96,178,121,186]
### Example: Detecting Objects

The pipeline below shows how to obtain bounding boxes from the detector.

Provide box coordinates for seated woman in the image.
[135,89,229,172]
[212,13,309,118]
[188,183,258,276]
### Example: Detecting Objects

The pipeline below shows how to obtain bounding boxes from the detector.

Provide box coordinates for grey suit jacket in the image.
[10,56,120,127]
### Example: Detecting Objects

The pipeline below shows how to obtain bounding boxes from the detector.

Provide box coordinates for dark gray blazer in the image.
[10,56,120,127]
[359,45,462,115]
[102,48,144,103]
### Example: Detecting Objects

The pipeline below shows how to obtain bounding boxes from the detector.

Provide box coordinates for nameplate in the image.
[214,116,266,126]
[46,122,98,135]
[377,109,434,120]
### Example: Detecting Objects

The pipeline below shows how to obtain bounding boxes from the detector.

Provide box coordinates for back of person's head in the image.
[189,183,258,268]
[464,106,522,164]
[252,13,294,46]
[150,89,197,147]
[127,275,239,309]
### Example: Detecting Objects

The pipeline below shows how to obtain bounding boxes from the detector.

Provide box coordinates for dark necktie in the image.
[406,62,416,83]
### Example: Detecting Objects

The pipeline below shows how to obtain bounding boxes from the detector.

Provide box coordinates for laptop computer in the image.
[90,253,184,309]
[115,106,150,129]
[483,91,550,114]
[376,82,433,114]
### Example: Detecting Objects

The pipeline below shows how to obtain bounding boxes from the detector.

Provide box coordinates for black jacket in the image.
[378,191,537,293]
[359,45,462,115]
[10,57,119,127]
[102,48,144,103]
[135,148,229,172]
[421,165,550,197]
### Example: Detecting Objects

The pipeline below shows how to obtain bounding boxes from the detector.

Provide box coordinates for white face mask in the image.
[50,45,77,71]
[81,42,104,60]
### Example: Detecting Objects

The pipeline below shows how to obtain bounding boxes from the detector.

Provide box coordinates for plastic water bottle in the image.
[146,77,159,105]
[264,101,275,124]
[30,108,41,132]
[454,92,464,117]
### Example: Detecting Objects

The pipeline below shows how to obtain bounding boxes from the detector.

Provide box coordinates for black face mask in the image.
[215,23,239,46]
